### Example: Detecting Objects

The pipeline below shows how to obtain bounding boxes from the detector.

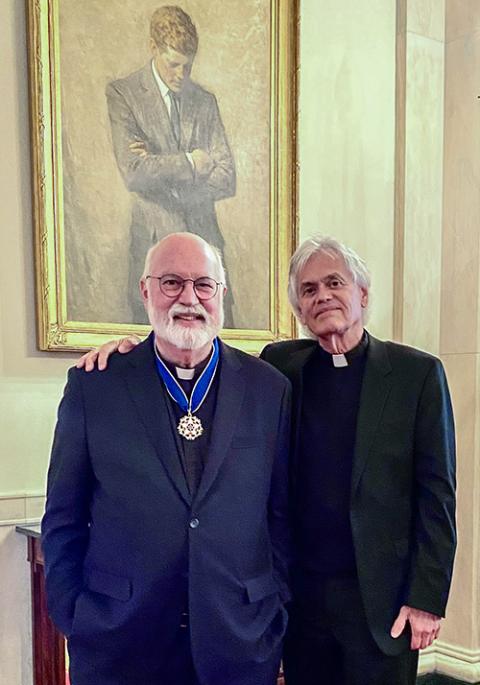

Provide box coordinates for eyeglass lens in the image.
[159,275,218,300]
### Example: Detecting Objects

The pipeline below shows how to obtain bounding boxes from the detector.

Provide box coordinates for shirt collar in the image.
[155,346,212,381]
[151,59,170,100]
[344,330,369,362]
[315,330,369,366]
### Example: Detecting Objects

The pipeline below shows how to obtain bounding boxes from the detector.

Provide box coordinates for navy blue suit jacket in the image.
[42,337,291,685]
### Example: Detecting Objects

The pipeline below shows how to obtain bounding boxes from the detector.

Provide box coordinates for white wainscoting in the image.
[0,492,45,527]
[0,493,44,685]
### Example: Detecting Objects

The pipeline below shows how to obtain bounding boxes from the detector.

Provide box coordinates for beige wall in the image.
[1,0,479,682]
[1,2,74,495]
[300,0,480,680]
[439,0,480,665]
[299,0,397,340]
[394,1,480,678]
[1,3,81,681]
[399,0,445,354]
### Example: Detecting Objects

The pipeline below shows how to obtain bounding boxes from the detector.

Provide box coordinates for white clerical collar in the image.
[175,367,195,380]
[317,331,369,368]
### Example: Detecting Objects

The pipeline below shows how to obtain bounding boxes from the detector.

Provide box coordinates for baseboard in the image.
[2,493,479,685]
[418,675,476,685]
[418,641,480,684]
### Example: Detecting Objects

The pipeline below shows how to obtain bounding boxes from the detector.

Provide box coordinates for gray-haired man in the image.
[44,233,290,685]
[79,236,456,685]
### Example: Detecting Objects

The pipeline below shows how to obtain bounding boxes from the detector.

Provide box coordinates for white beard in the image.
[148,302,223,350]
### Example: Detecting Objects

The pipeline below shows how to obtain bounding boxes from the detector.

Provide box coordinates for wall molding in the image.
[0,492,45,527]
[2,495,479,684]
[419,641,480,684]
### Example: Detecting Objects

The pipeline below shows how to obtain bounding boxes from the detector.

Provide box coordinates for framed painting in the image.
[27,0,298,353]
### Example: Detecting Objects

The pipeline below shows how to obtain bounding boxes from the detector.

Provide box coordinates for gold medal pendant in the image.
[177,412,204,441]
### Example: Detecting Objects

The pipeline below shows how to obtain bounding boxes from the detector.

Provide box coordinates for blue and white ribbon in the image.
[154,337,220,415]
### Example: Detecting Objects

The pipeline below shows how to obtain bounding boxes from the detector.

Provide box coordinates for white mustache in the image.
[148,297,223,351]
[168,304,209,322]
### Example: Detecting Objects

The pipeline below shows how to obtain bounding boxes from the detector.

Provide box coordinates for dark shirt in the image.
[161,353,220,498]
[296,333,368,576]
[153,347,220,623]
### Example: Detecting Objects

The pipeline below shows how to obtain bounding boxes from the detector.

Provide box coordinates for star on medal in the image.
[178,413,204,441]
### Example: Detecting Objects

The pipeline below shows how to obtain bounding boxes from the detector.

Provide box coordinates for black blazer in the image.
[42,337,291,685]
[261,333,456,655]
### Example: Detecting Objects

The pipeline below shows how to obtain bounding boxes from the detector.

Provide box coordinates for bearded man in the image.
[42,233,291,685]
[78,235,456,685]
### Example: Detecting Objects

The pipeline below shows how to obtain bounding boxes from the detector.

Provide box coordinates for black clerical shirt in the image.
[296,333,368,577]
[160,354,219,498]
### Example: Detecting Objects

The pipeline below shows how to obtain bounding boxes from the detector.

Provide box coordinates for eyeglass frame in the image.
[145,274,224,301]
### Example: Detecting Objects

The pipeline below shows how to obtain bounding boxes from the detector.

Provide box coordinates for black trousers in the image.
[283,572,418,685]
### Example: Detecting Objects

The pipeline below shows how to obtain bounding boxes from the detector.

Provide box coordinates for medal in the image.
[154,338,220,441]
[177,412,204,440]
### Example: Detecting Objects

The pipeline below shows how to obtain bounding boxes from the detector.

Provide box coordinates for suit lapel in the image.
[351,336,393,495]
[123,336,191,506]
[194,342,245,506]
[283,345,317,491]
[139,65,179,151]
[179,84,196,151]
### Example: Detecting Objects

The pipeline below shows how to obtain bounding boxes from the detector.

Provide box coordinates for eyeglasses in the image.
[146,274,223,300]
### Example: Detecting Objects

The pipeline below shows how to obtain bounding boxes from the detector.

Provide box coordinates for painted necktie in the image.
[168,90,181,147]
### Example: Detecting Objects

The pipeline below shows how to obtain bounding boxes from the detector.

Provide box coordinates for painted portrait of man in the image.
[48,0,280,338]
[105,6,236,325]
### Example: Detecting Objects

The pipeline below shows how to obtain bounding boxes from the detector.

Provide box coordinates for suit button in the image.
[189,518,200,529]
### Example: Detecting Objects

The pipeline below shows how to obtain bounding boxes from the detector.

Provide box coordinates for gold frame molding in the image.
[27,0,298,353]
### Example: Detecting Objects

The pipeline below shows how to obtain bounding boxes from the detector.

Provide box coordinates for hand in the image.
[76,336,141,372]
[129,141,148,158]
[191,148,214,177]
[390,605,441,650]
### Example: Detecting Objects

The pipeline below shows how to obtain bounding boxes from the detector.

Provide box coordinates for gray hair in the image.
[288,235,371,319]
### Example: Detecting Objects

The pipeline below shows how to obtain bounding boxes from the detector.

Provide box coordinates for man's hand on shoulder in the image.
[391,605,441,650]
[76,335,141,372]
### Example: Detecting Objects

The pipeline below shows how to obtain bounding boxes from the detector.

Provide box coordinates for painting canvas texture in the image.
[59,0,271,330]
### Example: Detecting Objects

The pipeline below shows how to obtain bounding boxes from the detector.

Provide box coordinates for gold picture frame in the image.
[27,0,298,353]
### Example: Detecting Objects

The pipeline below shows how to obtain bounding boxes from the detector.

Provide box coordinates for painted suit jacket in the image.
[105,64,236,322]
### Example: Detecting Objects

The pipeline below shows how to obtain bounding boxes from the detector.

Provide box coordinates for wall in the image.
[300,0,480,681]
[1,1,73,494]
[298,0,397,339]
[436,0,480,676]
[1,3,78,682]
[393,1,479,679]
